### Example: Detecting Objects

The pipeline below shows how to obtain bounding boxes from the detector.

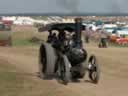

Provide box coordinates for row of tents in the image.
[1,16,64,26]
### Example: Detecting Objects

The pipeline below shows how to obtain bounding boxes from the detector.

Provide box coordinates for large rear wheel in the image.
[39,44,47,77]
[39,43,57,78]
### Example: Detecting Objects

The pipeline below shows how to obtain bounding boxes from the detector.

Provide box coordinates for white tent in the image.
[2,16,16,21]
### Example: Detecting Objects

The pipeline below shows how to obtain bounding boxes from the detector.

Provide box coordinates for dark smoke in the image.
[56,0,79,13]
[110,0,121,14]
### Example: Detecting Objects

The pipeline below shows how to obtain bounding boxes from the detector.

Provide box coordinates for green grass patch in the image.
[0,60,24,96]
[12,39,38,46]
[0,72,22,96]
[0,59,37,96]
[11,30,44,46]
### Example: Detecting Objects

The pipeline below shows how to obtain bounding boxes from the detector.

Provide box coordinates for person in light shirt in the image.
[84,26,92,43]
[99,29,108,48]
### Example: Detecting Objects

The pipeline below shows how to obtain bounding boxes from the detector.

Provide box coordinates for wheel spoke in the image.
[92,71,97,79]
[88,55,100,84]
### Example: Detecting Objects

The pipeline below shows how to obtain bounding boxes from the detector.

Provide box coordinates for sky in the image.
[0,0,127,15]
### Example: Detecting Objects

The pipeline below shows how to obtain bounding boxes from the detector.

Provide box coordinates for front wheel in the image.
[57,55,70,85]
[88,55,100,84]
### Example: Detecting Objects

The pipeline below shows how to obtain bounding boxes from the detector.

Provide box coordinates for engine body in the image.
[66,48,87,66]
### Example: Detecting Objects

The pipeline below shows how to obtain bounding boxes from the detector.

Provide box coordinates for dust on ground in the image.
[0,45,128,96]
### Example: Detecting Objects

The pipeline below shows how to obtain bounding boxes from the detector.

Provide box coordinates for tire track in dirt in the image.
[0,47,128,96]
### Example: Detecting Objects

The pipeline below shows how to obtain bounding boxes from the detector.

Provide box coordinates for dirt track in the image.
[0,46,128,96]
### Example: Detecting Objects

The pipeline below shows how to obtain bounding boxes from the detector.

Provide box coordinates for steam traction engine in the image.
[39,18,100,85]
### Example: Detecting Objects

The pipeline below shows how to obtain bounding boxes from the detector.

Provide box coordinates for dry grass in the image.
[86,46,128,78]
[0,58,25,96]
[1,46,128,96]
[11,26,49,46]
[0,26,128,96]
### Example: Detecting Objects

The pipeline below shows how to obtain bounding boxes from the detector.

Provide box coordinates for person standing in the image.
[84,27,91,43]
[99,29,108,48]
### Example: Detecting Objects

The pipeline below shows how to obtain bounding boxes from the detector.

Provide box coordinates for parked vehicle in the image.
[103,24,117,33]
[116,38,128,44]
[109,27,128,44]
[0,22,12,46]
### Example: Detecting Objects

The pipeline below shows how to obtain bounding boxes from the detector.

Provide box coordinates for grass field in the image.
[0,58,25,96]
[0,26,128,96]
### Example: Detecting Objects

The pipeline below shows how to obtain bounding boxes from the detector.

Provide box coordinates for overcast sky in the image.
[0,0,127,15]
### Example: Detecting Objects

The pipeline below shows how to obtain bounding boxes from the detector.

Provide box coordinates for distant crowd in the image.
[83,26,109,47]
